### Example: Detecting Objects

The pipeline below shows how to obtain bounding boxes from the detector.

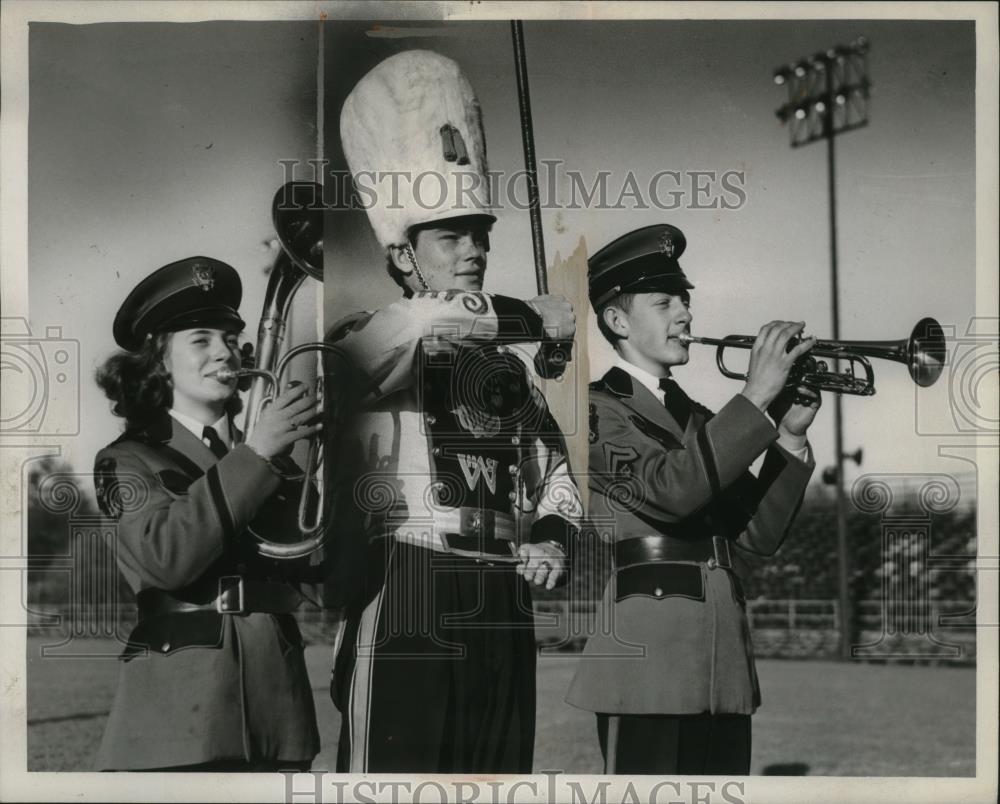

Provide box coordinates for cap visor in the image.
[158,307,246,334]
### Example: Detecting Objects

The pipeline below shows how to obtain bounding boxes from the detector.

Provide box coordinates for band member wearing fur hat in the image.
[327,50,583,773]
[565,224,820,774]
[92,257,321,771]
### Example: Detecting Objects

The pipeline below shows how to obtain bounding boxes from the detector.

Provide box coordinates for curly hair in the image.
[95,333,241,431]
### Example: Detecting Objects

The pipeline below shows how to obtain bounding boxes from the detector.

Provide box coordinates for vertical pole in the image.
[511,19,571,380]
[510,19,547,292]
[825,61,853,661]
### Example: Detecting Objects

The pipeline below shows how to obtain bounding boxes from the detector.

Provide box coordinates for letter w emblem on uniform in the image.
[457,454,498,493]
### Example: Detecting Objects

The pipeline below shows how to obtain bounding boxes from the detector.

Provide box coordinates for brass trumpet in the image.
[677,317,946,396]
[215,182,334,560]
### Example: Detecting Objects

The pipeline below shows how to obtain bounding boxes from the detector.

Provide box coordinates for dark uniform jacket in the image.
[566,367,813,716]
[93,413,319,770]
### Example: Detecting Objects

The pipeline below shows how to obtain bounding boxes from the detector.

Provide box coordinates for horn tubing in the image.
[238,182,329,558]
[243,254,306,439]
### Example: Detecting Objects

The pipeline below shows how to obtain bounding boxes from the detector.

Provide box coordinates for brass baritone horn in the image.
[216,182,340,559]
[678,317,947,396]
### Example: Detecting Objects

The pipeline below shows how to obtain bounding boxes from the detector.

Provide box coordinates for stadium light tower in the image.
[773,38,871,661]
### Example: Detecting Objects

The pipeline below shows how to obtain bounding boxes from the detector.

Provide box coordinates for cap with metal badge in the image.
[112,256,245,351]
[588,224,694,309]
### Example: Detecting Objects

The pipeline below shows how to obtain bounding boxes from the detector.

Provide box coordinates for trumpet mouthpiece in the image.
[212,368,241,381]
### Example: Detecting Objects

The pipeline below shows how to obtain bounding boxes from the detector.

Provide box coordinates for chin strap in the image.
[404,243,430,291]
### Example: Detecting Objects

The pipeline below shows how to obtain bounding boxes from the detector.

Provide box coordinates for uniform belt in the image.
[136,577,303,619]
[390,506,520,562]
[614,534,733,570]
[614,563,706,602]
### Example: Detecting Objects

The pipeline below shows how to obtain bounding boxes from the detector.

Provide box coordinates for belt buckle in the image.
[461,507,495,542]
[217,576,245,614]
[711,536,732,570]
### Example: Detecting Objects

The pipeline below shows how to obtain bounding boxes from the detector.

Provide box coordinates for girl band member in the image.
[93,256,321,771]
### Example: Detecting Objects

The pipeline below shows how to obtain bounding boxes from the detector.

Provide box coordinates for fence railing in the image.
[746,598,839,629]
[24,599,977,663]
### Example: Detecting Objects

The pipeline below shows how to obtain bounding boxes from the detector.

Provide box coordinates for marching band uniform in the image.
[566,226,814,774]
[94,258,319,771]
[329,51,583,774]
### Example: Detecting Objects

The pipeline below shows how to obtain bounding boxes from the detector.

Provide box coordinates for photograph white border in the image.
[2,2,997,802]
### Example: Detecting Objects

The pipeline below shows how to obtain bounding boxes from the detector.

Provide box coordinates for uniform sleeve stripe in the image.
[206,465,236,540]
[696,425,722,497]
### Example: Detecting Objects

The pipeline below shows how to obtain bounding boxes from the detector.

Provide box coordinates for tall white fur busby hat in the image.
[340,50,496,250]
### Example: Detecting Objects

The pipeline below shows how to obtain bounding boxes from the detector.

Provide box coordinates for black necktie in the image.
[202,426,229,459]
[658,377,691,430]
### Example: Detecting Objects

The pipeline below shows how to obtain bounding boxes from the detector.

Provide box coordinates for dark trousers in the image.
[334,543,537,774]
[597,713,752,775]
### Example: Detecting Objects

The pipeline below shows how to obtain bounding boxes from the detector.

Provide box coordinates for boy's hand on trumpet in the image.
[769,384,822,450]
[740,321,817,412]
[246,380,322,459]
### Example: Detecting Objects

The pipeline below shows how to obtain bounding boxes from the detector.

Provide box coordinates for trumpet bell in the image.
[273,182,324,281]
[907,317,947,388]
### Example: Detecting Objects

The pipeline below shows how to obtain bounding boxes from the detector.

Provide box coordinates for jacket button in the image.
[508,491,517,502]
[707,558,718,570]
[161,642,171,652]
[654,587,663,597]
[508,464,519,475]
[511,435,520,446]
[431,447,441,457]
[426,414,437,426]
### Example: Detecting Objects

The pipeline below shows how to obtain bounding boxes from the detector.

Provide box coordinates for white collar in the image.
[168,409,232,449]
[613,355,669,404]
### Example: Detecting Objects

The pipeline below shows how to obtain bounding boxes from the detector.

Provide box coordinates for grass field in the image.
[26,637,975,775]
